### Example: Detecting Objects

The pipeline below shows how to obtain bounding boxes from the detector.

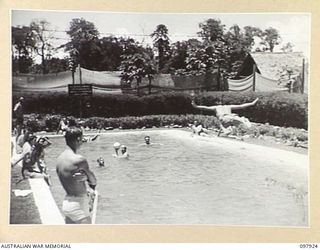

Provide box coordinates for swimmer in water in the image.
[144,136,151,145]
[113,142,121,156]
[120,145,129,158]
[97,157,105,167]
[139,136,163,146]
[114,145,129,159]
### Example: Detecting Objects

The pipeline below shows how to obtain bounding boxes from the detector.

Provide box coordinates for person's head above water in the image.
[120,145,127,153]
[113,142,121,150]
[64,126,83,150]
[193,120,199,126]
[144,136,150,144]
[113,142,121,155]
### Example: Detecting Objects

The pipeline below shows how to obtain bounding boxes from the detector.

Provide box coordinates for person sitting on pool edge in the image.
[191,121,209,137]
[31,136,52,175]
[12,133,51,185]
[82,134,99,143]
[57,117,68,135]
[191,98,259,135]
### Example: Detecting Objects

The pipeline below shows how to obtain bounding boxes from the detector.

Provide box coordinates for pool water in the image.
[46,129,308,226]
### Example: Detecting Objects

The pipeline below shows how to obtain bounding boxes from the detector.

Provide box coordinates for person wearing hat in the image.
[113,142,121,156]
[113,143,129,159]
[13,97,25,140]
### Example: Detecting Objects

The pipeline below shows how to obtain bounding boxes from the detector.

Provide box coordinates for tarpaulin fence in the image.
[228,72,289,92]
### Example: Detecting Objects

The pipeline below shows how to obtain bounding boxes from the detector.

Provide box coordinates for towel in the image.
[13,189,33,197]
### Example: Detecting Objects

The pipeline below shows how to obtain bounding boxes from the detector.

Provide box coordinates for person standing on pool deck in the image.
[13,97,25,141]
[56,117,68,134]
[56,126,97,224]
[191,98,259,134]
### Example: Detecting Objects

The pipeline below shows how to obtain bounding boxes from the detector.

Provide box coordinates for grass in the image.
[10,165,41,224]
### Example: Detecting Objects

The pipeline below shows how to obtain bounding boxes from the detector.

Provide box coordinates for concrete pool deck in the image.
[29,178,64,225]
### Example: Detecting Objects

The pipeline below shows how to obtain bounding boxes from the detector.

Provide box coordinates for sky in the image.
[11,10,311,61]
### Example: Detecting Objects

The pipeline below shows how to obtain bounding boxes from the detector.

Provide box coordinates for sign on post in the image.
[68,84,93,96]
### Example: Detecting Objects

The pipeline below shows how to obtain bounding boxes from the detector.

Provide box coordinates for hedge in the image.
[13,91,308,129]
[19,113,308,143]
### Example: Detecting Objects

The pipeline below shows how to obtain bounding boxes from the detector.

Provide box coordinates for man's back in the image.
[56,148,88,196]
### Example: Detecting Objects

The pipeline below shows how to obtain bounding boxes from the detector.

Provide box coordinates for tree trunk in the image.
[270,44,274,52]
[137,78,141,96]
[158,46,163,71]
[41,45,46,74]
[148,75,152,95]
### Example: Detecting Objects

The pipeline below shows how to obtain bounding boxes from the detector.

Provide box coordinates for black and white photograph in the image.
[10,10,309,227]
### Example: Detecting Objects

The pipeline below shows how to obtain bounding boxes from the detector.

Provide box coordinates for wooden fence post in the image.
[252,64,256,92]
[301,58,305,94]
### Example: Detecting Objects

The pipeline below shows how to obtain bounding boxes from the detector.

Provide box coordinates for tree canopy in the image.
[12,16,285,80]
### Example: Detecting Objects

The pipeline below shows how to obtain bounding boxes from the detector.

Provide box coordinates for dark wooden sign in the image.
[68,84,93,96]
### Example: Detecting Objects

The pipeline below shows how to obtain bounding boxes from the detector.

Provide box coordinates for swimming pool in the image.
[46,129,308,226]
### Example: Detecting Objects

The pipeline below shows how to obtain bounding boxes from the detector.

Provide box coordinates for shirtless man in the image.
[144,136,151,145]
[191,98,259,134]
[139,136,163,146]
[56,126,97,224]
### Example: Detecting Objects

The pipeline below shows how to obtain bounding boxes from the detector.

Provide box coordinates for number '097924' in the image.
[300,244,318,248]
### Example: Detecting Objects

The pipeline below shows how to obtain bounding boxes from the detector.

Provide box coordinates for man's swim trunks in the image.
[62,195,90,222]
